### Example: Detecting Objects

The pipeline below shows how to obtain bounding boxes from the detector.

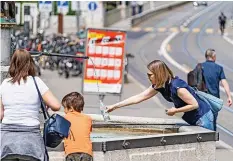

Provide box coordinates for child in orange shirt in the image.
[62,92,93,161]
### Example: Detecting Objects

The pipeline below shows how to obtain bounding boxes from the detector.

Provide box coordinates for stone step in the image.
[48,152,65,161]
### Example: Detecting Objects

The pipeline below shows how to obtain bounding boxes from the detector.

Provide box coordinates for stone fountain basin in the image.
[48,114,218,161]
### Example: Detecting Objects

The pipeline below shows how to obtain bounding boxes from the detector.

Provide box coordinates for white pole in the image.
[121,1,126,19]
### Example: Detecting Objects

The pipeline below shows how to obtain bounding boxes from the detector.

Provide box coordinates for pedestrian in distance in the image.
[62,92,93,161]
[219,12,227,35]
[137,1,144,14]
[107,60,215,131]
[1,49,61,161]
[131,1,137,16]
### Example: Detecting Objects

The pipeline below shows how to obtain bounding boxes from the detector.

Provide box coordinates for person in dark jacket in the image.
[219,12,227,35]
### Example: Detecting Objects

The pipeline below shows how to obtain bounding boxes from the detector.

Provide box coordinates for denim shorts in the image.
[196,110,214,131]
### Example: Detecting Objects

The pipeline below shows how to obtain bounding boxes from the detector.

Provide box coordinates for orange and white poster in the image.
[82,28,126,94]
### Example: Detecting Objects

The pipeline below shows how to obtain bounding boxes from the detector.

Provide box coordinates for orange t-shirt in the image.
[64,111,93,156]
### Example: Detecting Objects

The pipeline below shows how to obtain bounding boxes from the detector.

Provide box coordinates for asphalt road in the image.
[127,2,216,115]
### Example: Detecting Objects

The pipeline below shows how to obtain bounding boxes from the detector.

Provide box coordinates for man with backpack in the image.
[188,49,232,131]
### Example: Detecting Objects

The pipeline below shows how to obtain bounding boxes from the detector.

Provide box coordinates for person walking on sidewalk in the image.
[1,49,61,161]
[137,1,144,14]
[131,1,137,16]
[201,49,232,130]
[107,60,215,131]
[62,92,93,161]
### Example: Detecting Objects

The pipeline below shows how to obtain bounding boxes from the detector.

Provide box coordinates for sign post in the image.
[88,2,97,26]
[82,28,127,102]
[57,1,68,34]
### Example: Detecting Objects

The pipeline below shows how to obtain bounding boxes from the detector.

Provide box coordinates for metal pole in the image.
[76,1,80,32]
[58,13,63,34]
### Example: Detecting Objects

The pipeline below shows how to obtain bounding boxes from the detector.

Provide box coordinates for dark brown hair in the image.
[62,92,85,112]
[147,60,174,88]
[8,49,36,84]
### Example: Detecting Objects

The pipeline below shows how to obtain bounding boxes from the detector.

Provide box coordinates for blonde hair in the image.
[205,49,216,59]
[147,60,174,88]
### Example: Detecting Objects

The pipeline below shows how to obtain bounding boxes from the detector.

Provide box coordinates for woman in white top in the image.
[1,49,61,161]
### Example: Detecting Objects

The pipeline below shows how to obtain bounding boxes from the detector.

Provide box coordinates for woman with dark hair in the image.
[0,49,61,161]
[107,60,214,130]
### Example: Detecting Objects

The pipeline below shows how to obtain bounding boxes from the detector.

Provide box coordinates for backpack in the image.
[187,63,207,92]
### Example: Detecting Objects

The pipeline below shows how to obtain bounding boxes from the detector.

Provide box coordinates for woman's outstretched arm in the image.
[107,86,158,113]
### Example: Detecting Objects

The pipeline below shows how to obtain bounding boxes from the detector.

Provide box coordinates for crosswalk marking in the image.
[157,27,167,32]
[131,27,141,32]
[180,27,190,32]
[128,27,224,34]
[206,28,214,34]
[169,27,179,32]
[192,28,200,33]
[144,27,154,32]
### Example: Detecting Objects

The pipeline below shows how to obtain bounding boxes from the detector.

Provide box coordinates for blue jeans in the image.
[196,110,214,131]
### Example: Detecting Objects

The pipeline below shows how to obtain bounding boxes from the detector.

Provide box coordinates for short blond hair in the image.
[205,49,216,59]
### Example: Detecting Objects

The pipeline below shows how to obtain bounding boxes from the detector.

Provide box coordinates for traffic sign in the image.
[57,1,68,7]
[39,1,51,4]
[39,1,52,12]
[88,2,97,11]
[57,1,69,14]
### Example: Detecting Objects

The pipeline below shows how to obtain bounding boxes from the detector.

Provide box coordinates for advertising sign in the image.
[82,28,126,95]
